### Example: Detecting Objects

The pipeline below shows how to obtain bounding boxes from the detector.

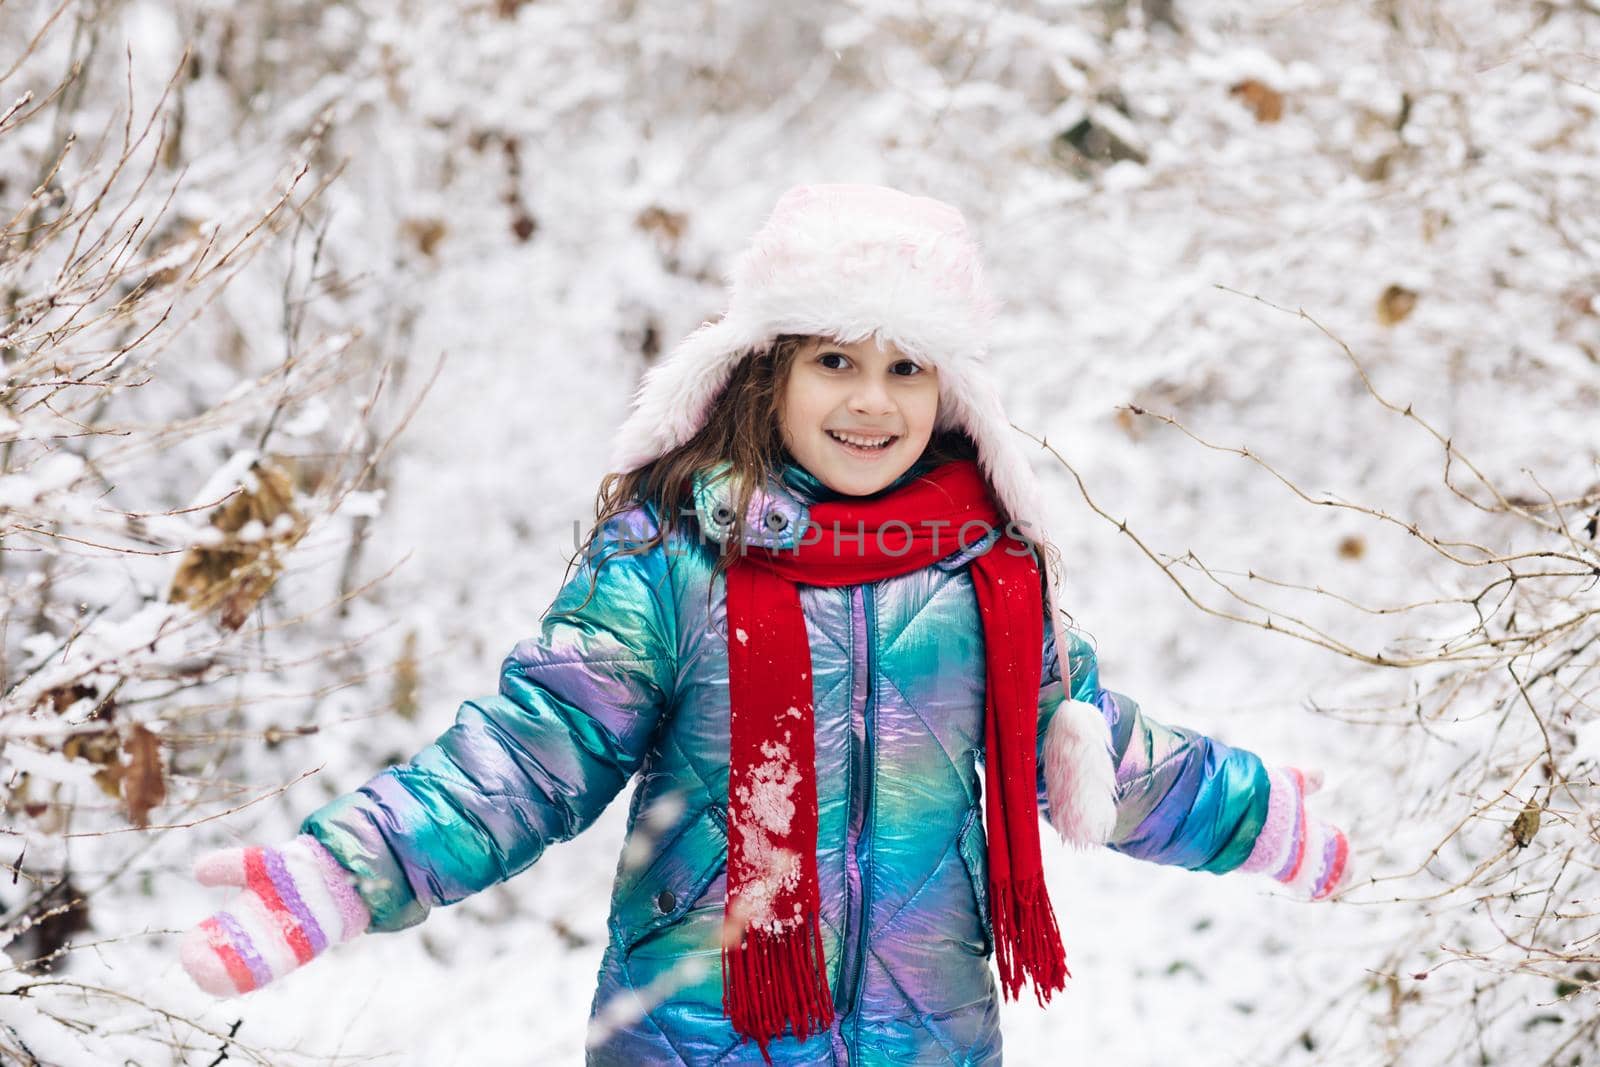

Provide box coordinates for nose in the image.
[847,376,896,418]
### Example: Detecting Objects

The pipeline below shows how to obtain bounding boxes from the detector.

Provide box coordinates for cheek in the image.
[912,385,941,431]
[781,378,829,430]
[777,390,812,446]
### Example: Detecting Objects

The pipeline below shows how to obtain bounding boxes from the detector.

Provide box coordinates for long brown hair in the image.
[554,333,1000,618]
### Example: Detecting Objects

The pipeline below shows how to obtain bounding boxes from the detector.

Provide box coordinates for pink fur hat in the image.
[609,183,1117,849]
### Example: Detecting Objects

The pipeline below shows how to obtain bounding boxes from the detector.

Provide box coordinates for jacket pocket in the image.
[612,802,729,958]
[955,806,993,958]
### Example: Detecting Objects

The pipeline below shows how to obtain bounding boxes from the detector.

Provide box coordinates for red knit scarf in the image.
[720,458,1069,1063]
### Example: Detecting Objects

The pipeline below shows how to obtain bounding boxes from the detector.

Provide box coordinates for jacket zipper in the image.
[832,584,875,1060]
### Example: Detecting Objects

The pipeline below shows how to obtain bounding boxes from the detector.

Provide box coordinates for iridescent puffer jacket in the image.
[300,458,1270,1064]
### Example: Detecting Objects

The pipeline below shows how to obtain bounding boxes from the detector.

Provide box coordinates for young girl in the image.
[181,184,1353,1064]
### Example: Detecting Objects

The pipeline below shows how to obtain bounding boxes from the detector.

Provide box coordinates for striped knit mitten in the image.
[181,834,371,996]
[1238,766,1353,901]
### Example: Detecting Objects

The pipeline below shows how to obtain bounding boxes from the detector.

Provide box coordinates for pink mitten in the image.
[1239,766,1353,901]
[181,834,371,996]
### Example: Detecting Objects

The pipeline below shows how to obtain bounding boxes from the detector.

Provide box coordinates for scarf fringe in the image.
[990,873,1071,1008]
[722,911,834,1064]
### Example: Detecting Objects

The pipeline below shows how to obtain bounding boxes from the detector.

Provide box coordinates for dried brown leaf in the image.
[1510,801,1541,849]
[403,217,447,258]
[393,628,420,722]
[121,723,166,828]
[169,456,309,630]
[62,728,120,767]
[1230,79,1284,123]
[1377,284,1418,326]
[40,683,97,716]
[636,205,688,251]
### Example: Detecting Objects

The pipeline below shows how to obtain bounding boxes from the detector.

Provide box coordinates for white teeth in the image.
[828,431,895,449]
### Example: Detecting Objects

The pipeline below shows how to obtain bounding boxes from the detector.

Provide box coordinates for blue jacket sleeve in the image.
[1036,624,1268,873]
[299,503,678,931]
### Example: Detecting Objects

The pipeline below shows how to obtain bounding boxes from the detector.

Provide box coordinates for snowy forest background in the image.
[2,0,1597,1063]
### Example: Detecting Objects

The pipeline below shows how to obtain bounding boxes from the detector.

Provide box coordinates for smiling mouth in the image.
[826,430,899,457]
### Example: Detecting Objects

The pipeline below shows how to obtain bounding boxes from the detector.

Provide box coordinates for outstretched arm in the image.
[1035,624,1352,898]
[1036,625,1268,872]
[299,503,679,931]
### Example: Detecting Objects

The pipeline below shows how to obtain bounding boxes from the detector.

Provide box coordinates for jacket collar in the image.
[689,454,938,550]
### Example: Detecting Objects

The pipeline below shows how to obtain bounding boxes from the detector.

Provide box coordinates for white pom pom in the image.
[1043,698,1118,850]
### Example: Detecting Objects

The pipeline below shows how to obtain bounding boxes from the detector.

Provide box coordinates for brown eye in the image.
[818,352,849,370]
[892,360,923,376]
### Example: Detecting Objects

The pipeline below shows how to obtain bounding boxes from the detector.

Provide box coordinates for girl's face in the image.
[778,335,940,497]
